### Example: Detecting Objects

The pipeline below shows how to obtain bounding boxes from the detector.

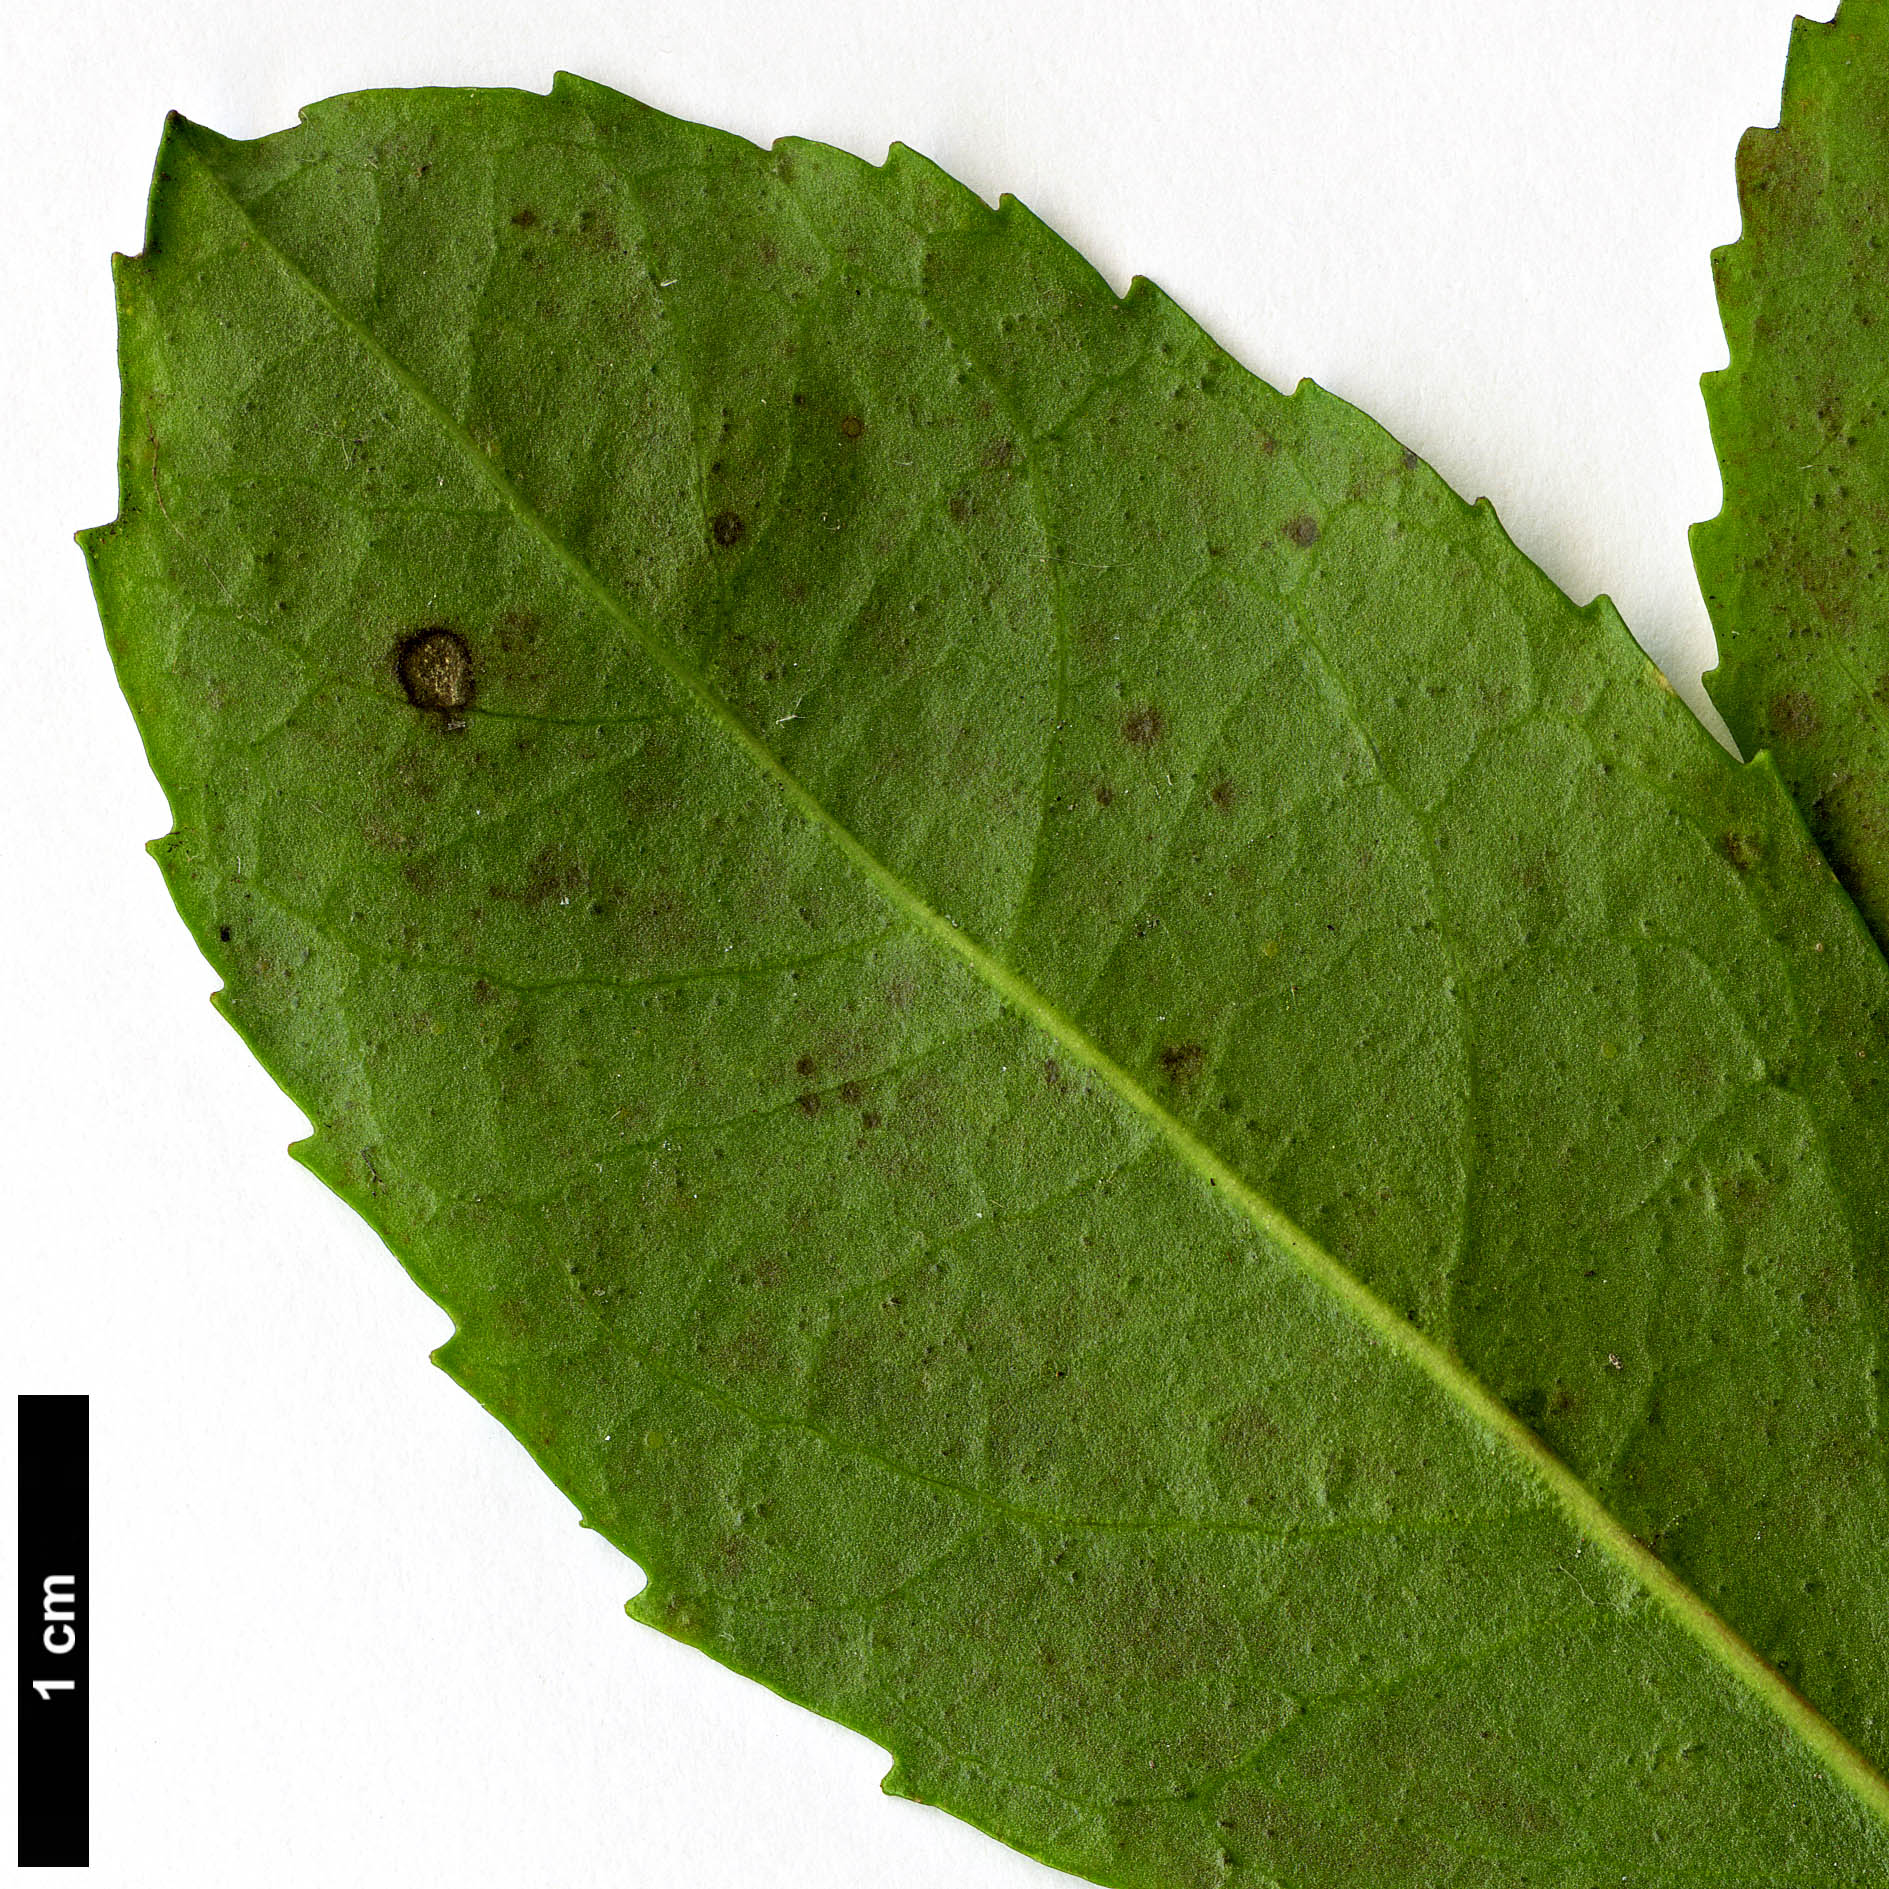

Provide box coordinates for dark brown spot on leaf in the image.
[497,843,587,908]
[712,511,746,547]
[797,1091,822,1118]
[839,414,865,440]
[1093,780,1116,808]
[511,207,538,227]
[840,1080,864,1107]
[796,1054,817,1077]
[1158,1042,1206,1084]
[1285,514,1320,547]
[396,628,475,716]
[1210,779,1237,812]
[1722,831,1761,872]
[1770,690,1822,741]
[1122,705,1166,749]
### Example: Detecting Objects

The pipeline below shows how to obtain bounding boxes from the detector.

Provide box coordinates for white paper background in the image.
[0,1,1839,1882]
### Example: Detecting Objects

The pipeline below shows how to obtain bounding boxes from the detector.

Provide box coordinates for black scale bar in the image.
[18,1394,87,1867]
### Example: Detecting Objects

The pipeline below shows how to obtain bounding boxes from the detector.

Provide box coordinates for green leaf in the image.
[1694,0,1889,955]
[86,80,1889,1885]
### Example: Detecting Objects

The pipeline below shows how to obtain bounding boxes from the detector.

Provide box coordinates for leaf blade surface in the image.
[1695,0,1889,953]
[89,81,1889,1884]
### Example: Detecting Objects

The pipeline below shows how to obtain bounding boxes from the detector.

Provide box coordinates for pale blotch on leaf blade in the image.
[85,77,1889,1886]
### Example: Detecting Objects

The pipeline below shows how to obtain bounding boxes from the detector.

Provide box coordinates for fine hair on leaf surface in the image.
[86,73,1889,1887]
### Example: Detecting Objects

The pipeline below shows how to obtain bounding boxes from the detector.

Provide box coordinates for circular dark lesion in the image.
[395,628,476,721]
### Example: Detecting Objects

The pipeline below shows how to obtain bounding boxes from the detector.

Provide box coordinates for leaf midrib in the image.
[175,119,1889,1832]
